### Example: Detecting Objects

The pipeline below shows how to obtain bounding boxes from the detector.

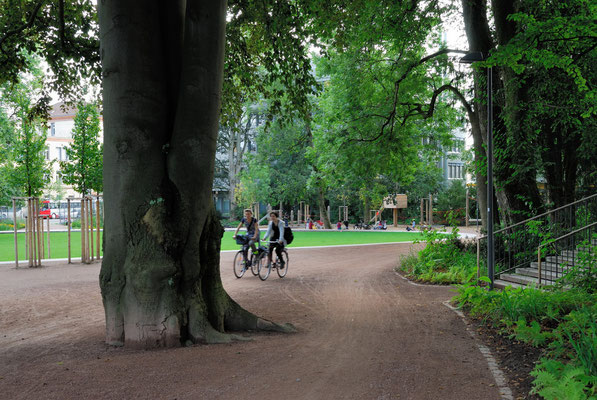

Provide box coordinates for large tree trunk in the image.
[491,0,544,224]
[98,0,290,348]
[462,0,543,228]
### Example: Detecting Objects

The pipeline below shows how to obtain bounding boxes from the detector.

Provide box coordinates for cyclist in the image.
[233,209,260,267]
[262,211,286,269]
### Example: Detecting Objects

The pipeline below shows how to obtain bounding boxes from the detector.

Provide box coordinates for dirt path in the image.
[0,243,503,399]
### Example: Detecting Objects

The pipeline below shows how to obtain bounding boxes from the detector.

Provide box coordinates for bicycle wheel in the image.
[258,257,271,281]
[233,251,246,278]
[276,250,289,278]
[251,253,259,276]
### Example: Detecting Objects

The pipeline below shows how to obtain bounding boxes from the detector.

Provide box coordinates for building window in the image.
[58,147,62,161]
[44,146,50,160]
[450,139,464,153]
[56,172,62,184]
[448,163,463,179]
[50,123,55,137]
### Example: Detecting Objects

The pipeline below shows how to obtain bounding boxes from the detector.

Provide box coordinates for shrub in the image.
[398,215,478,284]
[454,285,597,397]
[0,221,26,231]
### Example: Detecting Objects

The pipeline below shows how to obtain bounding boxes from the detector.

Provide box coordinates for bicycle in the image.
[257,241,289,281]
[233,235,260,278]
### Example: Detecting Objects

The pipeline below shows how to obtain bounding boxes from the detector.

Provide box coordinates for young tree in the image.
[60,102,102,195]
[1,70,49,199]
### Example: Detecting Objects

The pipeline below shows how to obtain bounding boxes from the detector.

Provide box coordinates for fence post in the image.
[40,209,45,259]
[476,237,480,283]
[67,199,71,263]
[96,197,101,260]
[81,199,86,263]
[13,198,18,269]
[36,200,42,266]
[27,199,32,267]
[537,247,542,288]
[47,217,51,260]
[89,198,94,261]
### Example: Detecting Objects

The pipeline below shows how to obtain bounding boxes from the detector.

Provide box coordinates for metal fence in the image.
[477,193,597,283]
[537,222,597,286]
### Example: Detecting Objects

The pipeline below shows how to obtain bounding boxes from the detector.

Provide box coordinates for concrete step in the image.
[493,279,527,290]
[545,255,577,265]
[516,267,566,280]
[562,249,595,259]
[499,273,542,287]
[529,261,576,272]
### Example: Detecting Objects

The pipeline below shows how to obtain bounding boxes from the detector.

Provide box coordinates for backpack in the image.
[283,226,294,245]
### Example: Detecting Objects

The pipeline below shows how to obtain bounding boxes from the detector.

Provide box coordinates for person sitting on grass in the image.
[233,209,259,268]
[262,211,286,269]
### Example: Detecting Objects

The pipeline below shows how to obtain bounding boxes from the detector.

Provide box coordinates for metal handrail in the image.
[478,193,597,240]
[536,221,597,286]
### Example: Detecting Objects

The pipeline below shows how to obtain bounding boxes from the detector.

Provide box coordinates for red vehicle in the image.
[39,200,59,219]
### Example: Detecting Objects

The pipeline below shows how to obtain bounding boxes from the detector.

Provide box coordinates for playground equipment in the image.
[338,206,348,222]
[420,194,433,227]
[297,201,310,225]
[378,194,408,227]
[11,195,103,268]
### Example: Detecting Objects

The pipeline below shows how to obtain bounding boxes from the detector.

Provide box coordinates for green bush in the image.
[220,219,241,228]
[0,220,26,231]
[70,219,103,229]
[398,216,478,284]
[454,285,597,398]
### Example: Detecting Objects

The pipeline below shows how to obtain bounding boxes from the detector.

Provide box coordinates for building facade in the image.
[44,102,103,199]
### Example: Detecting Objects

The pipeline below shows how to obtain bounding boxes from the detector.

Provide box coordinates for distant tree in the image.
[0,60,49,199]
[60,102,102,195]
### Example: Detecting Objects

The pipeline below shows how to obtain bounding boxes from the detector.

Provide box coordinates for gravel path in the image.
[0,242,502,399]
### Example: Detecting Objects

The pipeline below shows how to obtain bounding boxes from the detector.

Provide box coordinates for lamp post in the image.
[459,51,494,289]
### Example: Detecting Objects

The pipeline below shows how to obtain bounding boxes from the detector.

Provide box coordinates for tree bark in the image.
[462,0,543,228]
[98,0,291,348]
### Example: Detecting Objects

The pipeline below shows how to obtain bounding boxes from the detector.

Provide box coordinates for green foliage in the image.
[0,1,100,103]
[237,119,312,209]
[513,317,552,346]
[455,285,597,397]
[0,221,25,231]
[60,102,102,195]
[1,64,49,198]
[560,237,597,294]
[436,180,467,212]
[531,359,597,400]
[398,225,478,285]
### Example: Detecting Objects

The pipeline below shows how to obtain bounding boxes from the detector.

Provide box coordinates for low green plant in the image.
[513,317,552,346]
[0,221,25,230]
[398,212,478,284]
[70,219,104,229]
[560,236,597,294]
[531,359,597,400]
[455,285,597,398]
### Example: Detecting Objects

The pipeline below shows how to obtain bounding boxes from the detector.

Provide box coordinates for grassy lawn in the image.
[0,231,104,261]
[221,230,423,251]
[0,230,423,262]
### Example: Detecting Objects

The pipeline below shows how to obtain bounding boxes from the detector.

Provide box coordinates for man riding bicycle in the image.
[233,209,260,267]
[262,211,286,269]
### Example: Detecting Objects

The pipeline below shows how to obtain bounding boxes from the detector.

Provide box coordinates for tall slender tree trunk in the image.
[317,185,332,229]
[98,0,290,348]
